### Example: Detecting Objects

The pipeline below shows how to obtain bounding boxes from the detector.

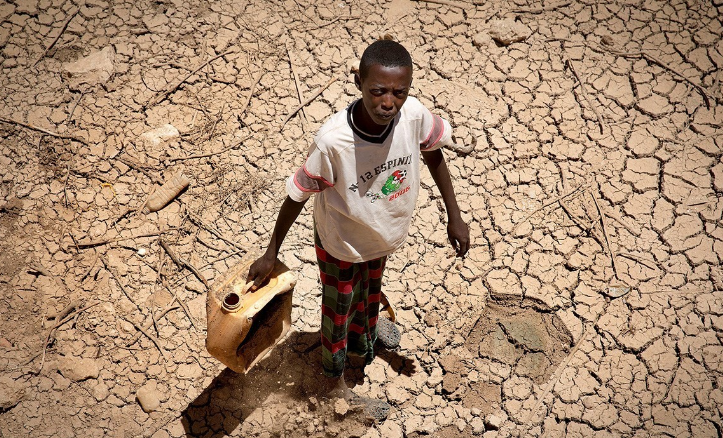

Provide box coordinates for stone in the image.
[136,382,161,413]
[333,397,349,416]
[485,413,503,430]
[58,356,100,381]
[0,376,25,411]
[488,19,532,46]
[62,46,115,91]
[139,124,180,147]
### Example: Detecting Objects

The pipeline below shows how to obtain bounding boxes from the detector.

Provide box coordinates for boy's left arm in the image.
[422,149,470,257]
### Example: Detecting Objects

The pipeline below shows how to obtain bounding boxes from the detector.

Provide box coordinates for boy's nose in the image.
[380,95,394,110]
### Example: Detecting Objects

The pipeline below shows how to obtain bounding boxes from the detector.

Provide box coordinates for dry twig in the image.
[564,57,607,134]
[240,70,264,119]
[76,231,171,248]
[0,116,86,143]
[411,0,467,8]
[281,74,340,130]
[159,238,210,290]
[146,48,240,108]
[510,1,571,13]
[169,135,252,162]
[287,46,309,131]
[127,304,180,346]
[512,183,586,233]
[34,301,99,374]
[33,8,79,66]
[128,319,168,360]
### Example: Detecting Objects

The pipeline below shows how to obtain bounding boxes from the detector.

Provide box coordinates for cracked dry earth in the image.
[1,0,723,436]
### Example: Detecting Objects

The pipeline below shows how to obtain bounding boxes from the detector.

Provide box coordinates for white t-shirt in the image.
[286,96,453,262]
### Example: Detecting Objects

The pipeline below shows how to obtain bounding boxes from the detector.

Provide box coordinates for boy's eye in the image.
[395,90,408,97]
[370,89,384,96]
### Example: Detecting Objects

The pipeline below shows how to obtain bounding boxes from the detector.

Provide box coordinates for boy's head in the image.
[358,39,412,81]
[355,40,413,128]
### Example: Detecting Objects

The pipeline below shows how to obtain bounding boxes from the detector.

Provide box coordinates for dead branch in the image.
[100,255,143,313]
[281,74,340,130]
[126,304,180,346]
[169,134,252,162]
[411,0,467,8]
[159,238,210,290]
[146,48,240,109]
[128,318,168,361]
[76,231,169,248]
[598,45,715,108]
[186,209,246,252]
[33,8,79,66]
[117,156,164,184]
[287,46,308,131]
[619,252,658,271]
[510,1,571,13]
[0,116,86,143]
[240,70,264,119]
[34,301,99,375]
[564,57,607,134]
[590,192,623,283]
[512,183,586,233]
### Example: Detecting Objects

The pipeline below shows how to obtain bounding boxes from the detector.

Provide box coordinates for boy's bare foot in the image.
[320,374,353,400]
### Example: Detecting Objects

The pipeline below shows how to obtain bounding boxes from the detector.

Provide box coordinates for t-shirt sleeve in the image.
[419,108,453,152]
[286,142,335,202]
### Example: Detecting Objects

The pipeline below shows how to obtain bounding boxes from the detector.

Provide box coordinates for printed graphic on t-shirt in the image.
[364,169,409,203]
[347,154,412,193]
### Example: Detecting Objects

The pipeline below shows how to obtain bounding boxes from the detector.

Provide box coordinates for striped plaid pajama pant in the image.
[315,231,387,377]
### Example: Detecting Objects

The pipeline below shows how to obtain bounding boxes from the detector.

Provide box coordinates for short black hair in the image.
[359,40,412,80]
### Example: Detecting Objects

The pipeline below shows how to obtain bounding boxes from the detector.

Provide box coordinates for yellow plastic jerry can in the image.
[206,252,296,374]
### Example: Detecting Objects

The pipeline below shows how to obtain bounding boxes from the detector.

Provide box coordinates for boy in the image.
[247,39,469,419]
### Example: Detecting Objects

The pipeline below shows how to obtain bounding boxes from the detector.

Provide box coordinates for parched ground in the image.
[1,0,722,437]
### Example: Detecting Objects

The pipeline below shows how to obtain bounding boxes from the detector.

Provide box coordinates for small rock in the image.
[471,417,485,434]
[139,124,180,147]
[58,356,99,382]
[62,46,115,91]
[0,376,25,411]
[308,396,319,411]
[334,397,349,416]
[484,414,503,430]
[185,281,204,294]
[0,337,12,349]
[136,383,161,413]
[488,19,532,46]
[92,381,109,402]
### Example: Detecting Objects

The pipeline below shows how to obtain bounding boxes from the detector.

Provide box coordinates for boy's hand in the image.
[247,252,276,291]
[448,216,469,258]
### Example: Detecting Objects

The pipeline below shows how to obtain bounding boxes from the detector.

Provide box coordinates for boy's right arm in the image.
[247,195,308,290]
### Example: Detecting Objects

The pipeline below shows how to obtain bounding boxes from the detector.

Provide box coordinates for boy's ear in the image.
[354,71,362,91]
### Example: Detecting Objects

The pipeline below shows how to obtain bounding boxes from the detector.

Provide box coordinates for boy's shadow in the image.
[181,330,418,437]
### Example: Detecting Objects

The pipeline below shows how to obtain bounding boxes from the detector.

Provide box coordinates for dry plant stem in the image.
[510,1,571,13]
[118,156,163,184]
[0,116,85,143]
[281,74,339,129]
[100,255,143,313]
[127,305,180,346]
[159,238,210,290]
[170,134,252,161]
[66,89,88,123]
[591,192,623,282]
[287,46,308,130]
[565,57,606,134]
[80,251,99,282]
[129,319,168,361]
[619,252,658,271]
[411,0,467,8]
[186,210,246,252]
[146,48,240,108]
[33,8,79,66]
[513,183,586,232]
[240,70,264,119]
[35,302,99,375]
[77,231,169,248]
[599,46,715,108]
[167,285,197,330]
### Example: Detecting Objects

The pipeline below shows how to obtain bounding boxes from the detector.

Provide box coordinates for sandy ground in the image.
[1,0,723,436]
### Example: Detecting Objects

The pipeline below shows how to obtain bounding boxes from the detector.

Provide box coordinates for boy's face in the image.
[355,64,413,127]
